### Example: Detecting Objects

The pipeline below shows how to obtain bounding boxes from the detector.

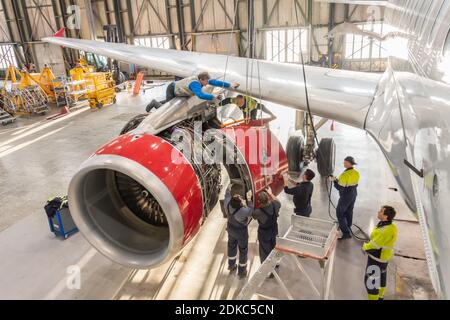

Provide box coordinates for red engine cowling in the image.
[68,124,287,269]
[68,133,203,269]
[222,124,288,206]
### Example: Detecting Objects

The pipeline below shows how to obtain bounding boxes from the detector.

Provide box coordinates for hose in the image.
[293,4,369,242]
[327,180,369,241]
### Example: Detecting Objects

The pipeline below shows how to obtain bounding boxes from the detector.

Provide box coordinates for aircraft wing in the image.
[43,36,380,129]
[314,0,387,5]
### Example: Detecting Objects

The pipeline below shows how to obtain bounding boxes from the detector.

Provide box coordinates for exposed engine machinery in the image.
[68,96,288,269]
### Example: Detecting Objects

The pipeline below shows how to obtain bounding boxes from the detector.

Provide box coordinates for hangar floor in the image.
[0,84,436,300]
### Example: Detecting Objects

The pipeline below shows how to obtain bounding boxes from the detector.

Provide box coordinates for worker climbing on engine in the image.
[363,205,398,300]
[146,72,240,112]
[219,94,276,121]
[223,184,253,279]
[330,156,360,240]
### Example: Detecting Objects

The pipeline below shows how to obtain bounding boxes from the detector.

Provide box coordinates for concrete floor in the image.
[0,84,436,300]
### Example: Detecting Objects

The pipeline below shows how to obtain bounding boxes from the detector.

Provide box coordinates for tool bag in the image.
[44,196,69,218]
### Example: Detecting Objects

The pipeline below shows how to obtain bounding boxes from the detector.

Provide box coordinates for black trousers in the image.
[159,82,176,105]
[258,227,277,263]
[336,195,356,235]
[295,205,312,217]
[227,225,249,269]
[364,256,388,297]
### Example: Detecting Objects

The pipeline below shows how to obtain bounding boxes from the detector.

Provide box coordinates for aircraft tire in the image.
[316,138,336,177]
[286,132,305,172]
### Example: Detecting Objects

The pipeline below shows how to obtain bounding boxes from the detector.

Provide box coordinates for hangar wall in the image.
[0,0,386,75]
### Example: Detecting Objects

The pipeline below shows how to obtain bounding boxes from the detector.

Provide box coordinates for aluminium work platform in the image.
[237,215,339,300]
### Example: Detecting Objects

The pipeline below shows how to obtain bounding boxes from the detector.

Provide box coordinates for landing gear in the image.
[316,138,336,177]
[292,111,336,177]
[286,132,305,172]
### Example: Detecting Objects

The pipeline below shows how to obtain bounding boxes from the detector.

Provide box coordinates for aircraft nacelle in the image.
[68,98,288,269]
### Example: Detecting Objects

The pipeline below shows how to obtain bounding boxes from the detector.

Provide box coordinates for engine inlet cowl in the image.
[68,133,203,269]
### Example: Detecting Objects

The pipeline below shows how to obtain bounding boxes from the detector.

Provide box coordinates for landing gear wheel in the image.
[286,132,305,172]
[316,138,336,177]
[120,113,149,135]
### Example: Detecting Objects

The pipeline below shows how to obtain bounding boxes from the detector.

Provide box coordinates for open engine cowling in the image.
[68,120,288,269]
[68,133,203,269]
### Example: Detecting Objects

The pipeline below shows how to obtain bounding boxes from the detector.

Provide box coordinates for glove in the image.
[215,94,224,101]
[231,82,240,89]
[246,190,253,202]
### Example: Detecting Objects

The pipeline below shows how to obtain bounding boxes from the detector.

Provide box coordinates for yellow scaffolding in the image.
[1,66,49,115]
[70,60,116,109]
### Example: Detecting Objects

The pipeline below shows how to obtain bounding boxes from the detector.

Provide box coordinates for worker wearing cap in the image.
[363,206,398,300]
[146,72,240,111]
[219,95,276,120]
[330,156,360,240]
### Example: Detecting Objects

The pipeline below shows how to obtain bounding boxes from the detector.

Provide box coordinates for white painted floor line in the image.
[0,122,41,136]
[0,107,89,149]
[0,125,68,159]
[43,248,97,300]
[0,145,11,152]
[11,120,46,136]
[0,128,22,136]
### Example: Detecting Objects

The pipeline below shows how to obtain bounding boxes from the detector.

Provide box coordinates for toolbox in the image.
[46,206,79,239]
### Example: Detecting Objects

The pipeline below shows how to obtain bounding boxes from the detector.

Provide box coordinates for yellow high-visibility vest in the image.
[363,222,398,263]
[337,168,360,187]
[232,96,258,114]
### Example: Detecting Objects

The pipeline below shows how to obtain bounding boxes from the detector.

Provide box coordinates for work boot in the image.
[238,267,247,279]
[146,99,162,112]
[338,233,352,240]
[228,264,237,272]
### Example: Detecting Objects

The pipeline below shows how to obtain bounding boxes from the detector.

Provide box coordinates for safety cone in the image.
[133,72,144,95]
[46,106,70,120]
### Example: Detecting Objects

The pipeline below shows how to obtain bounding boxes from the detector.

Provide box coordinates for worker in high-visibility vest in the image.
[219,95,276,120]
[363,205,398,300]
[330,156,360,240]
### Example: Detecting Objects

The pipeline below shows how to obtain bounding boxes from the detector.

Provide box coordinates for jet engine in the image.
[68,100,287,269]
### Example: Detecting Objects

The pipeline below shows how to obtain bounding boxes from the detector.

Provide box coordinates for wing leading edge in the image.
[43,36,380,129]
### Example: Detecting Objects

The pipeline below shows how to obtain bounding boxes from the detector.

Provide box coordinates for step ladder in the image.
[236,215,339,300]
[0,108,16,125]
[2,85,50,116]
[21,86,50,115]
